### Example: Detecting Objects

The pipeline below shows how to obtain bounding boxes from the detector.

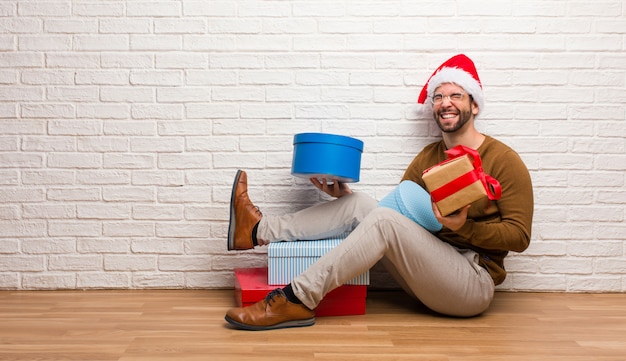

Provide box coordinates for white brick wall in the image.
[1,1,624,292]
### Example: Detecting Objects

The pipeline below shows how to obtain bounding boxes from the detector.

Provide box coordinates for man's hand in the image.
[310,177,352,198]
[432,202,471,231]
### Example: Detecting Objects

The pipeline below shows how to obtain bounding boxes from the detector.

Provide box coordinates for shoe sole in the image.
[224,315,315,331]
[226,169,242,251]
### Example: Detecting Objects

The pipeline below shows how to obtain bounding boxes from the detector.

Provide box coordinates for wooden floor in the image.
[1,290,625,361]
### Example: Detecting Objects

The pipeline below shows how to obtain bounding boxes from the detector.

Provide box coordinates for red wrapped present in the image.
[422,145,501,216]
[234,267,366,317]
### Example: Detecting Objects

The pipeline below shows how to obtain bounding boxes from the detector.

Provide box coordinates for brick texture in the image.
[0,1,624,291]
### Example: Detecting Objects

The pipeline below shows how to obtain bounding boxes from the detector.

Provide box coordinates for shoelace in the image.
[243,201,262,216]
[264,288,284,305]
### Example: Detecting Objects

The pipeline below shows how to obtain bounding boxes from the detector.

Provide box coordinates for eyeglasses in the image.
[431,92,466,105]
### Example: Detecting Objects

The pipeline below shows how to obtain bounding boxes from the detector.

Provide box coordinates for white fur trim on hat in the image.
[427,67,484,113]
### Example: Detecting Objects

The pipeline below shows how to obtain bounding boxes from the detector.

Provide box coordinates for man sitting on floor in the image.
[224,54,534,331]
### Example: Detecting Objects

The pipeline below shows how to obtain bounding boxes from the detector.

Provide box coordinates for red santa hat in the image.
[417,54,484,116]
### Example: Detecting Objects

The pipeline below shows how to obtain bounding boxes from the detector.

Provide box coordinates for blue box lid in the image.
[293,133,363,152]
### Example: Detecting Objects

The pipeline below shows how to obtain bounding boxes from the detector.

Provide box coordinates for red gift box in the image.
[234,267,366,317]
[422,145,502,216]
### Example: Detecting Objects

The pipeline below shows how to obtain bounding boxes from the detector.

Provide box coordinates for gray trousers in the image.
[257,192,495,317]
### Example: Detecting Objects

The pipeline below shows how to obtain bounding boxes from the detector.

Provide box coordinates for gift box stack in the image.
[234,234,369,317]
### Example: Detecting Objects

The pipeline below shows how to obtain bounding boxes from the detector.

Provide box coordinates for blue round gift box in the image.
[378,180,442,233]
[291,133,364,183]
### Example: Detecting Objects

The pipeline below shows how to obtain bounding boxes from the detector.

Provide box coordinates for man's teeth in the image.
[441,114,456,119]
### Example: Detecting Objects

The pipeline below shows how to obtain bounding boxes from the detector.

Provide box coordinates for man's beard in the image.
[434,105,473,133]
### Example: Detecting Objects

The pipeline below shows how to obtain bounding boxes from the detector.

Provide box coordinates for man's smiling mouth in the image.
[440,113,457,119]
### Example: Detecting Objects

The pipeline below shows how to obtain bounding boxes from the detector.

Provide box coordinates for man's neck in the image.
[442,128,485,150]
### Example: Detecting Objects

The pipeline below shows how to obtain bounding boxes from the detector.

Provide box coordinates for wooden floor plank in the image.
[0,290,625,360]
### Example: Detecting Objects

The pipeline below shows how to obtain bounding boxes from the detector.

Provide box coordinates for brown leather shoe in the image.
[225,288,315,331]
[227,170,262,251]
